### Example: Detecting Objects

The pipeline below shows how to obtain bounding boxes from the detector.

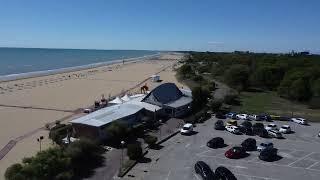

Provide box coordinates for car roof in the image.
[183,123,193,127]
[282,125,290,127]
[228,120,236,122]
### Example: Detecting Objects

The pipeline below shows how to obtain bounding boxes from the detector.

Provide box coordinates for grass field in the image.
[232,91,320,122]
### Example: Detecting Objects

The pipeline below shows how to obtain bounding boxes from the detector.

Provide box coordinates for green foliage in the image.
[208,99,223,112]
[5,147,72,180]
[65,138,104,177]
[289,78,312,101]
[178,52,320,102]
[224,64,250,91]
[177,64,193,78]
[308,97,320,109]
[127,143,143,160]
[49,124,71,145]
[191,86,211,113]
[5,139,104,180]
[105,121,131,144]
[144,135,158,146]
[224,94,239,105]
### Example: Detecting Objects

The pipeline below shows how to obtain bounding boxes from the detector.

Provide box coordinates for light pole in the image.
[159,120,162,139]
[37,136,44,152]
[120,140,125,171]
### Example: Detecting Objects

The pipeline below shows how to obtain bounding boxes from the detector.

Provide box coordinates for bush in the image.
[191,86,211,113]
[104,121,131,144]
[49,124,71,145]
[184,115,196,124]
[208,99,223,112]
[127,143,143,160]
[144,135,158,147]
[223,94,239,105]
[5,163,23,180]
[309,97,320,109]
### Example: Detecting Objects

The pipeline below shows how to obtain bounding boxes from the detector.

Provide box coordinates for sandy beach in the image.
[0,53,185,178]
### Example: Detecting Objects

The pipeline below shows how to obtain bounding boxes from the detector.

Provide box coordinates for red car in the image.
[225,146,246,159]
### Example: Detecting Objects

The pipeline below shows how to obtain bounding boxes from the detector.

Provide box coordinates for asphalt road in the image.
[122,117,320,180]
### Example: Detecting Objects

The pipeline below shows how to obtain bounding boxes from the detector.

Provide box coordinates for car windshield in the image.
[282,126,288,129]
[183,127,190,130]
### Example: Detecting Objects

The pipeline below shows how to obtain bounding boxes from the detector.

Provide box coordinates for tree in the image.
[144,135,158,147]
[105,121,131,144]
[177,64,193,78]
[127,143,143,160]
[191,86,210,113]
[5,147,72,180]
[208,99,223,112]
[289,78,312,101]
[65,139,104,177]
[224,64,250,91]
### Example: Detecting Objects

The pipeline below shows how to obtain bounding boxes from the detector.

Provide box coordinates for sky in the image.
[0,0,319,53]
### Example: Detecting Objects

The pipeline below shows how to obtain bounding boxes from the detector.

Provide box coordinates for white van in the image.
[181,123,193,135]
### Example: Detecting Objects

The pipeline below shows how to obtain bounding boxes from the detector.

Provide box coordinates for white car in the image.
[226,125,240,134]
[268,130,283,138]
[180,123,193,135]
[248,114,259,121]
[291,118,308,125]
[257,142,274,152]
[279,125,291,133]
[265,123,277,131]
[236,114,248,120]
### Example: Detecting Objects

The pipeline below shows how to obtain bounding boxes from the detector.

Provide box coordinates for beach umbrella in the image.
[110,97,123,104]
[121,94,131,102]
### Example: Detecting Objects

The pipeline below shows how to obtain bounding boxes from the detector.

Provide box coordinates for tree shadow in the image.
[138,157,152,163]
[150,144,164,150]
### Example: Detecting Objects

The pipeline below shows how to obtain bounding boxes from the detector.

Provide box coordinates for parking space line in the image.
[234,173,280,180]
[193,173,201,180]
[165,170,171,180]
[185,143,191,148]
[306,162,319,170]
[198,154,320,173]
[195,150,211,156]
[288,152,314,166]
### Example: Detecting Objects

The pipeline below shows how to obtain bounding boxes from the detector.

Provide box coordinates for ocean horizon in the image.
[0,47,159,78]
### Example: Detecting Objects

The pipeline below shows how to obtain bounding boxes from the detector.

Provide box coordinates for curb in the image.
[118,150,149,177]
[156,130,180,145]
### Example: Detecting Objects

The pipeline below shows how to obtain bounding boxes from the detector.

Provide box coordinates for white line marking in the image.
[288,152,314,166]
[200,145,205,148]
[198,154,320,173]
[234,173,280,180]
[306,161,320,169]
[193,173,201,180]
[195,150,211,156]
[219,163,248,169]
[185,143,190,148]
[165,170,171,180]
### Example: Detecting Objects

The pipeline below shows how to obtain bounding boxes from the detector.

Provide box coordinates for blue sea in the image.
[0,48,158,77]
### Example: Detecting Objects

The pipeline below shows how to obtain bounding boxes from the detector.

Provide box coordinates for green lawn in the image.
[232,91,320,122]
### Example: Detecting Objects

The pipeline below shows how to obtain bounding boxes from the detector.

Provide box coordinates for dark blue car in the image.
[226,112,237,119]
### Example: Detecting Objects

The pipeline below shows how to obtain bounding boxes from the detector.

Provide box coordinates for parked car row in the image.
[195,161,237,180]
[223,112,309,125]
[206,136,279,162]
[215,120,292,139]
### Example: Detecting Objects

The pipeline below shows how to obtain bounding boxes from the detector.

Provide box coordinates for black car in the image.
[194,161,217,180]
[259,114,272,122]
[239,121,253,135]
[215,112,226,119]
[207,137,225,149]
[259,148,278,162]
[241,138,256,151]
[215,120,225,130]
[256,128,269,138]
[215,166,237,180]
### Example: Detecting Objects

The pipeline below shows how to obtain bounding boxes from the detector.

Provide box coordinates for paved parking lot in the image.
[120,117,320,180]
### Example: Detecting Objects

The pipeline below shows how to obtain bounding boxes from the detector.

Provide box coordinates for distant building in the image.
[70,103,144,139]
[141,83,192,117]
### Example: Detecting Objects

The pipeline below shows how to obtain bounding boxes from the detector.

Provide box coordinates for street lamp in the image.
[159,120,162,139]
[37,136,44,152]
[120,140,125,171]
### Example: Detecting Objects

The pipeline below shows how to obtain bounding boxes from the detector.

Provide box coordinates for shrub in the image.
[309,97,320,109]
[127,143,143,160]
[184,115,196,124]
[223,94,239,105]
[191,86,211,113]
[144,135,158,147]
[208,99,223,112]
[49,124,71,145]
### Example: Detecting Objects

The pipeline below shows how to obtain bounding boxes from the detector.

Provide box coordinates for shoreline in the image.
[0,53,161,83]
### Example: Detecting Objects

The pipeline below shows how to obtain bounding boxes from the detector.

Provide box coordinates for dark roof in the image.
[142,83,186,106]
